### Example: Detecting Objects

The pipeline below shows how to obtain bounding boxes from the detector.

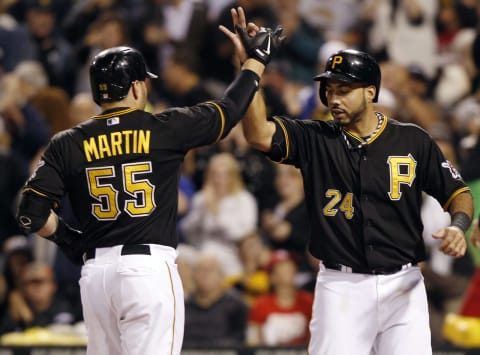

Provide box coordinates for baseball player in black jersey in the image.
[15,16,284,354]
[223,10,474,354]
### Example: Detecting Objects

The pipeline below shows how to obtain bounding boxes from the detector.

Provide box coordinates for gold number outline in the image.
[86,162,156,221]
[322,189,355,220]
[86,166,120,220]
[122,162,156,217]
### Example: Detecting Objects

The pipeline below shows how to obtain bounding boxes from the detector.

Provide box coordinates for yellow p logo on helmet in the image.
[331,55,343,69]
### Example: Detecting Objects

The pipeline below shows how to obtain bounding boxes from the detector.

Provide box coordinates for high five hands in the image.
[219,6,285,66]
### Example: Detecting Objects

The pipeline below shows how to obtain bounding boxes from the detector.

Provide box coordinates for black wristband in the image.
[451,211,472,234]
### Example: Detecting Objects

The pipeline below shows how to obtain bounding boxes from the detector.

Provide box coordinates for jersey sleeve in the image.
[266,116,311,165]
[421,136,470,210]
[266,116,337,166]
[23,135,67,206]
[156,101,231,152]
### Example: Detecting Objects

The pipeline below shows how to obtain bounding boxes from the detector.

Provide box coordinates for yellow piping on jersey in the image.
[22,187,59,208]
[272,116,290,162]
[22,187,49,197]
[206,101,225,143]
[344,114,388,144]
[366,114,387,144]
[93,107,137,119]
[443,186,471,211]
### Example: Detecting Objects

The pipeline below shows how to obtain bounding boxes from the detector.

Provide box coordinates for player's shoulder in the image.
[271,115,340,136]
[386,117,431,137]
[153,102,216,122]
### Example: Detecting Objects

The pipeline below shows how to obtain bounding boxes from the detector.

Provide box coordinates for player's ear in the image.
[131,81,139,100]
[366,85,376,103]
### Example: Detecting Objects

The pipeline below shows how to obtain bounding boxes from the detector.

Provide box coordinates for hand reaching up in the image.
[219,6,285,66]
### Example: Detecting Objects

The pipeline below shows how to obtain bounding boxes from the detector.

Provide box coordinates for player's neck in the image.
[100,95,146,112]
[345,109,379,139]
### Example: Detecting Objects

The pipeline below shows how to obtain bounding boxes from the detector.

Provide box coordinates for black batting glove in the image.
[235,25,285,65]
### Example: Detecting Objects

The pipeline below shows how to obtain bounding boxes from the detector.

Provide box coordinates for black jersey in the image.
[267,114,470,270]
[24,103,230,250]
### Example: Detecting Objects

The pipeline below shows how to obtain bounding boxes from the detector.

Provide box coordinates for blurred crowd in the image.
[1,0,480,349]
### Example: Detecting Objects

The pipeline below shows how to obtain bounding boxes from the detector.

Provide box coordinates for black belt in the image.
[322,261,417,275]
[83,244,151,263]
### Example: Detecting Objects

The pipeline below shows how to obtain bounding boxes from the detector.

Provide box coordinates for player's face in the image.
[325,80,369,126]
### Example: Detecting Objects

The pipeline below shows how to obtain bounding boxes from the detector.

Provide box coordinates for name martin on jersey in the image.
[83,129,151,162]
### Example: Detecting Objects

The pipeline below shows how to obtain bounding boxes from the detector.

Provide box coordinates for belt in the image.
[83,244,151,263]
[322,261,417,275]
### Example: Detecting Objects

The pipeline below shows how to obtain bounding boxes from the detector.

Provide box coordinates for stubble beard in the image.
[334,97,367,129]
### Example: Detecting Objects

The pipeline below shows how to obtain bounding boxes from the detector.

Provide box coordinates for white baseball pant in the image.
[79,244,184,355]
[308,262,431,355]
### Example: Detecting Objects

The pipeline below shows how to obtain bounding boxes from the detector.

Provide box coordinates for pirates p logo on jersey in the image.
[441,160,462,180]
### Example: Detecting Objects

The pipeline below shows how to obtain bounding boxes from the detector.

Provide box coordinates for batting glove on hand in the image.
[235,25,285,65]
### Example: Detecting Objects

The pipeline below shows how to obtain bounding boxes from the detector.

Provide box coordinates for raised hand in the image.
[236,25,284,65]
[219,6,284,66]
[218,7,255,64]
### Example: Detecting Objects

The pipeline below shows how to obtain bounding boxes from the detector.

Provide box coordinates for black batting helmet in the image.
[89,46,157,105]
[314,49,381,106]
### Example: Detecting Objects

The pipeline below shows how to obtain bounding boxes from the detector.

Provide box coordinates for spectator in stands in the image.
[261,164,311,279]
[68,93,98,126]
[74,12,130,94]
[191,125,278,213]
[31,87,72,136]
[180,152,258,279]
[271,0,324,85]
[161,49,216,107]
[364,0,439,79]
[0,1,35,72]
[381,61,446,132]
[176,244,198,300]
[0,236,34,317]
[0,60,50,175]
[261,60,294,116]
[202,0,276,85]
[62,0,126,45]
[0,262,75,334]
[129,0,209,99]
[24,0,77,96]
[0,133,28,240]
[248,250,313,346]
[183,253,248,347]
[231,231,272,305]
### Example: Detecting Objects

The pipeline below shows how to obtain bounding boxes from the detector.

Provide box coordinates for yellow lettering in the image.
[83,130,151,162]
[138,130,150,154]
[331,55,343,69]
[111,132,123,156]
[133,130,138,154]
[123,131,132,154]
[83,137,99,162]
[97,134,112,159]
